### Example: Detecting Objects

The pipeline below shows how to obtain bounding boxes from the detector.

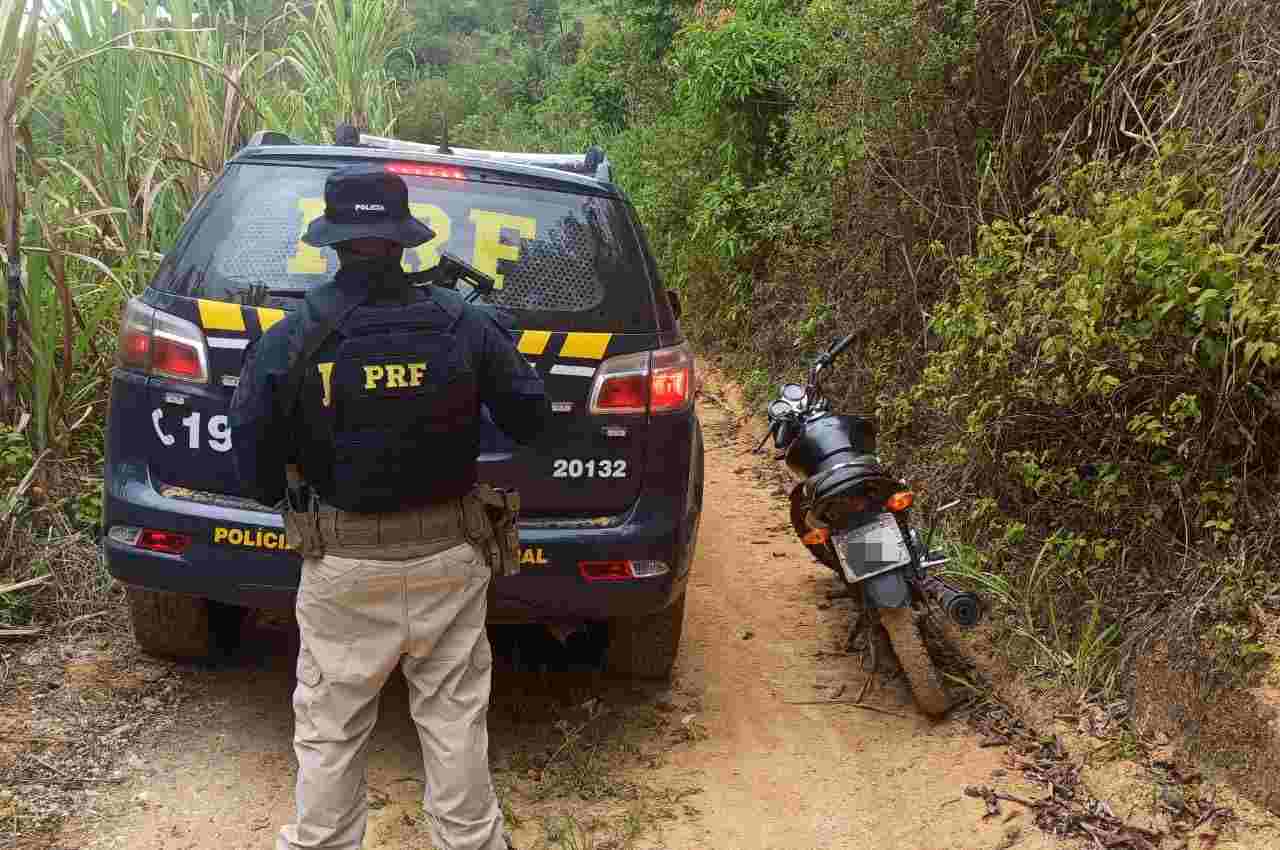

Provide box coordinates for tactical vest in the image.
[321,297,478,513]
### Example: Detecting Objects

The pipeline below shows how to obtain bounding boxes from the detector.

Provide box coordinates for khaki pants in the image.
[276,538,507,850]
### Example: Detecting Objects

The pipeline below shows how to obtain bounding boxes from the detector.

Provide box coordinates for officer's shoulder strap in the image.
[279,282,367,417]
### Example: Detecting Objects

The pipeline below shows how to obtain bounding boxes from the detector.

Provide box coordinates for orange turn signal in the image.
[802,528,831,545]
[885,491,914,512]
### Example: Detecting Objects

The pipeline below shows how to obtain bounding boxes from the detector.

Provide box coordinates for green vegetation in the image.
[3,0,1279,706]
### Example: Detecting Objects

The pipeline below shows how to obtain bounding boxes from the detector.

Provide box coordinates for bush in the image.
[896,147,1280,692]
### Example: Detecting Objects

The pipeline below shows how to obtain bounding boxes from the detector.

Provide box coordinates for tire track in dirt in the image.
[49,368,1071,850]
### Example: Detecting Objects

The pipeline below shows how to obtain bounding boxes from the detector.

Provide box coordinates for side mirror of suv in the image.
[666,290,683,321]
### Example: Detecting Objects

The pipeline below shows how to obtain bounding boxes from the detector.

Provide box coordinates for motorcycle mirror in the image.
[773,420,794,450]
[828,332,857,359]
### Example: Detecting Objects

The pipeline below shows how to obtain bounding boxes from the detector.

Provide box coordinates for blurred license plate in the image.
[843,513,911,577]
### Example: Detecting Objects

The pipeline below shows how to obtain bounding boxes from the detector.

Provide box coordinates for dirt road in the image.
[41,378,1077,850]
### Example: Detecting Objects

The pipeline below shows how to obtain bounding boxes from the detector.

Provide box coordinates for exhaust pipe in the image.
[918,575,983,627]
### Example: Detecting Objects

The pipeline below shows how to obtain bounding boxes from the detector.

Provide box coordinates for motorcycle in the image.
[757,332,983,717]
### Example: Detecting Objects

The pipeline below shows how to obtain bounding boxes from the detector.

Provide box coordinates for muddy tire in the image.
[605,592,686,680]
[879,607,951,717]
[126,586,213,660]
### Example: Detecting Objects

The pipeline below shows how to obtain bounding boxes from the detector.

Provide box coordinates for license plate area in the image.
[834,513,911,585]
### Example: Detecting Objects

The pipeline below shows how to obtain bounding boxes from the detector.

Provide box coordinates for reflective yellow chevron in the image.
[195,304,615,366]
[197,299,246,332]
[257,307,286,331]
[517,330,552,356]
[559,332,612,361]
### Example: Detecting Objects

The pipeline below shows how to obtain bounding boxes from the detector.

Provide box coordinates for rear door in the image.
[135,158,661,517]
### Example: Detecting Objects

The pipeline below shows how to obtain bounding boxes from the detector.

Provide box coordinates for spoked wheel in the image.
[879,607,951,718]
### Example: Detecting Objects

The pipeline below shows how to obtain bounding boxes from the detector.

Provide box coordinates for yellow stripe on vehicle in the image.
[197,299,246,333]
[256,307,286,332]
[559,332,612,361]
[517,330,552,356]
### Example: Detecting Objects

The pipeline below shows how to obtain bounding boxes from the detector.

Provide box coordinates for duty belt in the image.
[282,465,523,576]
[314,501,466,548]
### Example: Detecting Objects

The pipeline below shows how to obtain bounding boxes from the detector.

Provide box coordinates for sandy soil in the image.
[18,368,1265,849]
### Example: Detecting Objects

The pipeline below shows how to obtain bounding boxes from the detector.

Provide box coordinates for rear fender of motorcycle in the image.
[789,483,841,570]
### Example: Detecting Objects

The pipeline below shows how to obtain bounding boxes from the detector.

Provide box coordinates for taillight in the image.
[115,298,209,384]
[138,529,191,554]
[650,344,694,412]
[117,299,153,371]
[589,351,648,414]
[109,525,191,555]
[588,343,695,416]
[578,560,669,581]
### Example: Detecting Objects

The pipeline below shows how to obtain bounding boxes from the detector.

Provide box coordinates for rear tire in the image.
[605,592,686,680]
[126,586,213,660]
[879,607,951,717]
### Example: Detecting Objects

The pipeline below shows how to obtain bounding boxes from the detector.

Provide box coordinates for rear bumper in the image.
[103,361,704,623]
[103,469,696,623]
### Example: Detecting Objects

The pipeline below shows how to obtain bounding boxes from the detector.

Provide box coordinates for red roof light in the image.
[385,162,467,180]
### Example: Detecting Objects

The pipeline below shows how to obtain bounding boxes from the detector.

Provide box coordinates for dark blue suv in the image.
[102,132,704,678]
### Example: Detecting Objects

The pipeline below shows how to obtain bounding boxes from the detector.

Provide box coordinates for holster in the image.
[461,483,523,578]
[282,464,325,559]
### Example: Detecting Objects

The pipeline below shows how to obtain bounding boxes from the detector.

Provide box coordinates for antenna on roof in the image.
[438,112,452,155]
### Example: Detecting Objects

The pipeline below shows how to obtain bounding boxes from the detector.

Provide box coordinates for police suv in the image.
[102,132,705,679]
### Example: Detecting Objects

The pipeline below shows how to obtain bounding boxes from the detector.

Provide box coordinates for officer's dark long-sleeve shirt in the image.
[228,268,550,508]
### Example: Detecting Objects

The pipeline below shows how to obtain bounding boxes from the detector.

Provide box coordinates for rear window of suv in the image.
[152,161,659,332]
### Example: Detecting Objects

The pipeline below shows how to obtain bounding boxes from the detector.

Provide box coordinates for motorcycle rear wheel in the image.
[879,607,951,718]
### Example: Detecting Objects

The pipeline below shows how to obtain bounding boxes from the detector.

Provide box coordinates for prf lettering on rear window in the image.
[287,200,533,288]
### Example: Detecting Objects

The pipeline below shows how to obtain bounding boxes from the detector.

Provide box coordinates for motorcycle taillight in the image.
[817,493,870,526]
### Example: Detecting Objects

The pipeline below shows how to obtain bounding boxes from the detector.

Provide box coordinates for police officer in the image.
[229,164,549,850]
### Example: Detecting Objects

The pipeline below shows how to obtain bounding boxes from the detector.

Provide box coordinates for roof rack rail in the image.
[355,133,613,183]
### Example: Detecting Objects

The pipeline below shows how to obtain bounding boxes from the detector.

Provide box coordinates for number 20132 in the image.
[553,459,627,479]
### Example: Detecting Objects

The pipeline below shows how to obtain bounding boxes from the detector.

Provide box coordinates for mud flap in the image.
[862,570,911,609]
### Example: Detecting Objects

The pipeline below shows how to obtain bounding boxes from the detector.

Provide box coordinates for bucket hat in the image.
[301,164,436,248]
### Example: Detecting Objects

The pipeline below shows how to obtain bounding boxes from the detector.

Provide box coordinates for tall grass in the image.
[285,0,410,139]
[2,0,414,455]
[1,0,46,423]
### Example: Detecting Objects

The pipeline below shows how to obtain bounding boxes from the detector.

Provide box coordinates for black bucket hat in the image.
[301,163,436,248]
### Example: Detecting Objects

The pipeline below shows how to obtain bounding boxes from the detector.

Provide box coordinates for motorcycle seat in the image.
[804,454,891,503]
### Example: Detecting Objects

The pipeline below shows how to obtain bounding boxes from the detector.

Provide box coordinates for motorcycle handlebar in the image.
[811,332,857,379]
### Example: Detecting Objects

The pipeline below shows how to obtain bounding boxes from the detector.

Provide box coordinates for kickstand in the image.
[844,611,883,676]
[844,611,866,654]
[837,609,883,701]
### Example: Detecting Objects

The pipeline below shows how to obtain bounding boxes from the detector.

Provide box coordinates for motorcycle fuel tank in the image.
[784,413,878,480]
